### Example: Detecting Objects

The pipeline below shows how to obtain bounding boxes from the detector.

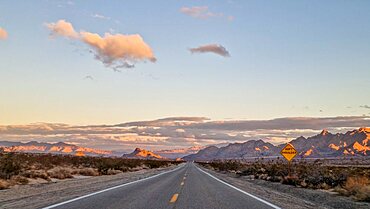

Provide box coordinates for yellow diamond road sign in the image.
[280,143,297,161]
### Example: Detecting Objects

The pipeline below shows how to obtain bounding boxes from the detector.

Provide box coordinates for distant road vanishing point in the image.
[41,163,280,209]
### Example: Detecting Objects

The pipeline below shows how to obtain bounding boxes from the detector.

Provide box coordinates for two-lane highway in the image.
[42,163,280,209]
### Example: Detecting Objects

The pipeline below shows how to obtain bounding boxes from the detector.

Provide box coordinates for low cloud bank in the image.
[1,116,369,151]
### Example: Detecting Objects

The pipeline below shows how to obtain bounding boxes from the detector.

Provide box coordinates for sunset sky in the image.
[1,1,370,150]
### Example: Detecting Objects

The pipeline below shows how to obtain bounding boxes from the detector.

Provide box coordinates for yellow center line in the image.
[170,193,179,203]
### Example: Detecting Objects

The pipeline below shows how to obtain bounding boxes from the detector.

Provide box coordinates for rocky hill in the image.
[122,148,165,160]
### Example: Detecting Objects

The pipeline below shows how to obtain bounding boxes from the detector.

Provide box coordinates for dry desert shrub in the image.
[74,167,100,176]
[0,153,21,179]
[22,170,50,180]
[343,176,370,201]
[0,152,181,187]
[10,175,29,185]
[107,169,122,175]
[47,167,73,179]
[198,159,370,202]
[0,179,10,189]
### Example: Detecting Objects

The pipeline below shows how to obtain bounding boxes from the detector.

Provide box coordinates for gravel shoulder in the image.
[0,165,180,209]
[200,166,370,209]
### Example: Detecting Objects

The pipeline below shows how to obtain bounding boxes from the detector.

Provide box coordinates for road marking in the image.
[170,193,179,203]
[180,181,184,186]
[41,164,185,209]
[196,165,281,209]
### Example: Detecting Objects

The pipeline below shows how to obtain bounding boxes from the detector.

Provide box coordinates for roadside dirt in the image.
[0,165,178,209]
[203,167,370,209]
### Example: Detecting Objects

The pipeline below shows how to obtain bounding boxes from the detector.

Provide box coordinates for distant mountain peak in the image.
[359,127,370,133]
[123,148,164,160]
[320,129,330,136]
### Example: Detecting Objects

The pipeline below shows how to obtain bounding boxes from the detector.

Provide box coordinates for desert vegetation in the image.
[198,158,370,202]
[0,152,181,190]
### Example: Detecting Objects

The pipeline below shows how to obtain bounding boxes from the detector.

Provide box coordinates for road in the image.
[42,163,280,209]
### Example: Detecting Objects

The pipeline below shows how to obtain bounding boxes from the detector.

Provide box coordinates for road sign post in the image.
[280,143,297,177]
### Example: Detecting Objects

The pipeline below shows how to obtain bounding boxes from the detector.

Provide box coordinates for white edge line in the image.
[195,165,282,209]
[41,164,185,209]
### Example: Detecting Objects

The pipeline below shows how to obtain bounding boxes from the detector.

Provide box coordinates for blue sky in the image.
[1,0,370,125]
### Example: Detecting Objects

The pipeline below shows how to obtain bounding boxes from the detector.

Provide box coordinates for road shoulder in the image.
[0,165,179,209]
[198,166,370,209]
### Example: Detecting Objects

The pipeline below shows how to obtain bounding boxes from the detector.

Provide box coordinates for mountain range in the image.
[183,127,370,161]
[1,127,369,160]
[0,141,114,156]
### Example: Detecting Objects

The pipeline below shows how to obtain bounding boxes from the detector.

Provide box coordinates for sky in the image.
[1,1,370,150]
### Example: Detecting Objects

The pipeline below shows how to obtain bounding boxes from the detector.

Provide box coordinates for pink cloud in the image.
[180,6,233,21]
[0,27,8,40]
[45,20,156,69]
[45,19,79,38]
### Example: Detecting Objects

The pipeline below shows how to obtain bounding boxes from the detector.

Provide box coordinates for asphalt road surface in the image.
[42,163,281,209]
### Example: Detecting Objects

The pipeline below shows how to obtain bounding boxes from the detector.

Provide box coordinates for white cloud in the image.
[0,27,8,40]
[92,14,111,20]
[189,44,230,57]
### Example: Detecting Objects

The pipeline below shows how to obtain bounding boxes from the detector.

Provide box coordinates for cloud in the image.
[189,44,230,57]
[45,19,79,38]
[1,116,369,151]
[360,105,370,109]
[184,116,370,131]
[180,6,231,20]
[83,75,94,80]
[45,20,156,69]
[180,6,233,21]
[0,27,8,40]
[92,14,111,20]
[118,117,209,127]
[80,32,156,68]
